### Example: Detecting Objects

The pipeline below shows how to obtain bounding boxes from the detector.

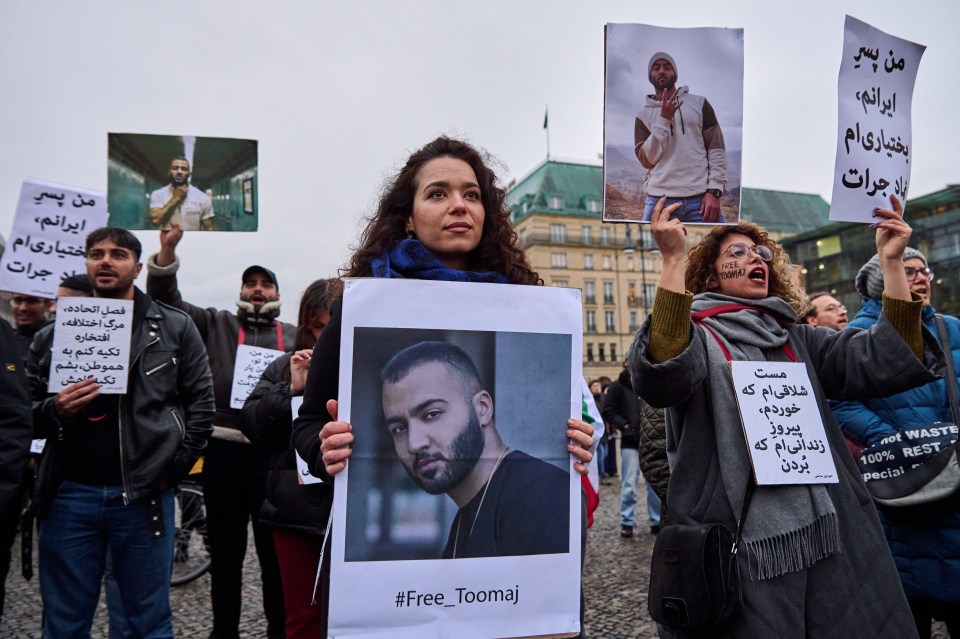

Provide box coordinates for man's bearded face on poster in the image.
[649,59,677,90]
[383,362,486,495]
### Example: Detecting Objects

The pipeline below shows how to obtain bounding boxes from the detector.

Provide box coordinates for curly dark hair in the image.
[343,136,541,286]
[684,222,808,315]
[295,278,339,350]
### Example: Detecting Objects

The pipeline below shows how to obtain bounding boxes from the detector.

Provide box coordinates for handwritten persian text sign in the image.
[829,16,925,223]
[0,179,108,298]
[230,344,284,409]
[49,298,133,394]
[731,362,838,485]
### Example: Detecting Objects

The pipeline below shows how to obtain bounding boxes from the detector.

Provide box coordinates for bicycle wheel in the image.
[171,482,211,586]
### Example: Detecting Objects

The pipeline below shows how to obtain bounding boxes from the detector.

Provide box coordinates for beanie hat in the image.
[648,52,677,80]
[854,247,927,300]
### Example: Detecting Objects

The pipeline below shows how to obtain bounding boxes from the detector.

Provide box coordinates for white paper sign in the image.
[829,16,926,223]
[330,279,583,639]
[230,344,284,409]
[0,179,108,298]
[731,361,838,485]
[290,396,324,485]
[48,298,133,394]
[30,439,46,454]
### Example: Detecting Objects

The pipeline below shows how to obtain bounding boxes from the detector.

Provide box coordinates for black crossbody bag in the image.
[647,478,755,630]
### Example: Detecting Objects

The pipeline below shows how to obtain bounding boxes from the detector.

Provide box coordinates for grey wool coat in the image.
[630,312,943,639]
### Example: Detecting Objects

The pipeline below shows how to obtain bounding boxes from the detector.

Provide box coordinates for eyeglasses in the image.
[904,266,933,281]
[822,304,847,313]
[719,242,773,262]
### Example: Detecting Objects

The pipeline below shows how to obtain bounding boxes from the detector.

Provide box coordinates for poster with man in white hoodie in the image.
[603,23,743,225]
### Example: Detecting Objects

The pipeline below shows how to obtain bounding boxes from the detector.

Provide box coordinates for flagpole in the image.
[543,106,550,161]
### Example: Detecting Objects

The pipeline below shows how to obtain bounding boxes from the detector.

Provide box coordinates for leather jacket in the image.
[28,289,214,517]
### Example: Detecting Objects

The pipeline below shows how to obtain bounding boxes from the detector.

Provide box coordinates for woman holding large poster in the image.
[292,136,595,637]
[630,196,933,638]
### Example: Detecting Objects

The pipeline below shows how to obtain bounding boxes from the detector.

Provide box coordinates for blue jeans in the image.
[39,481,175,639]
[642,194,705,223]
[646,483,661,526]
[620,448,639,527]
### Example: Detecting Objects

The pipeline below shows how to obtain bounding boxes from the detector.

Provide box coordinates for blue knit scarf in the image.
[369,239,510,283]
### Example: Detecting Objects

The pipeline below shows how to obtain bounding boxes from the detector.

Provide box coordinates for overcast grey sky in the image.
[2,1,957,322]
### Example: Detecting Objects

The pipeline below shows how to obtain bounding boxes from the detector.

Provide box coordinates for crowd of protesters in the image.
[0,136,957,639]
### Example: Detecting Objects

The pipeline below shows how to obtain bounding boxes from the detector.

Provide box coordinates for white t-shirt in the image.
[149,184,215,231]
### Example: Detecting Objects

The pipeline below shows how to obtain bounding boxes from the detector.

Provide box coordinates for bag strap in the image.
[934,314,960,426]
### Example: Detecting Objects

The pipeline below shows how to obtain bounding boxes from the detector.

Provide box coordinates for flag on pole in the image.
[580,377,602,527]
[543,107,549,129]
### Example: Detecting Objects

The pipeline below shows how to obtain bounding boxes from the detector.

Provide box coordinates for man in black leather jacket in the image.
[28,227,213,638]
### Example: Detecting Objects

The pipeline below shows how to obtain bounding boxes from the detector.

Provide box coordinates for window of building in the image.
[586,343,594,362]
[629,311,638,332]
[550,252,567,268]
[628,280,636,303]
[548,195,564,210]
[610,343,617,363]
[521,201,528,214]
[598,343,606,362]
[584,280,596,305]
[581,226,592,245]
[584,254,594,270]
[586,310,596,332]
[549,223,566,243]
[601,255,612,270]
[603,281,614,304]
[601,227,611,246]
[552,279,568,288]
[643,283,656,308]
[586,199,602,213]
[605,310,615,332]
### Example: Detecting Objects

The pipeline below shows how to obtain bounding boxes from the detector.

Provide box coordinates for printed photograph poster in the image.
[603,23,744,225]
[330,279,583,639]
[107,132,258,232]
[829,16,925,223]
[0,178,108,298]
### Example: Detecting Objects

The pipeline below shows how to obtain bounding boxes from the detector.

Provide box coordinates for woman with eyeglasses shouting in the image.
[832,244,960,638]
[629,194,939,638]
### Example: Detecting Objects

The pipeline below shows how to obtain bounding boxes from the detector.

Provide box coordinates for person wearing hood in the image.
[635,51,727,224]
[831,247,960,638]
[147,223,294,639]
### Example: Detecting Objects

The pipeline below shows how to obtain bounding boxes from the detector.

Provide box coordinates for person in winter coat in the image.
[831,247,960,638]
[630,195,940,638]
[240,278,336,639]
[637,400,668,525]
[602,364,662,537]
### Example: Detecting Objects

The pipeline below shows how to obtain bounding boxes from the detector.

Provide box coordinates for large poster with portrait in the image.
[329,279,583,639]
[603,23,744,225]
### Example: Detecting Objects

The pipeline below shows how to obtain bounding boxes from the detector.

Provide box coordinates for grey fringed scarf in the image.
[691,292,841,580]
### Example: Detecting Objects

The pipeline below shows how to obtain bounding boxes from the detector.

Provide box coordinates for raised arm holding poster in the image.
[329,278,582,639]
[829,16,926,223]
[0,178,108,298]
[48,297,133,394]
